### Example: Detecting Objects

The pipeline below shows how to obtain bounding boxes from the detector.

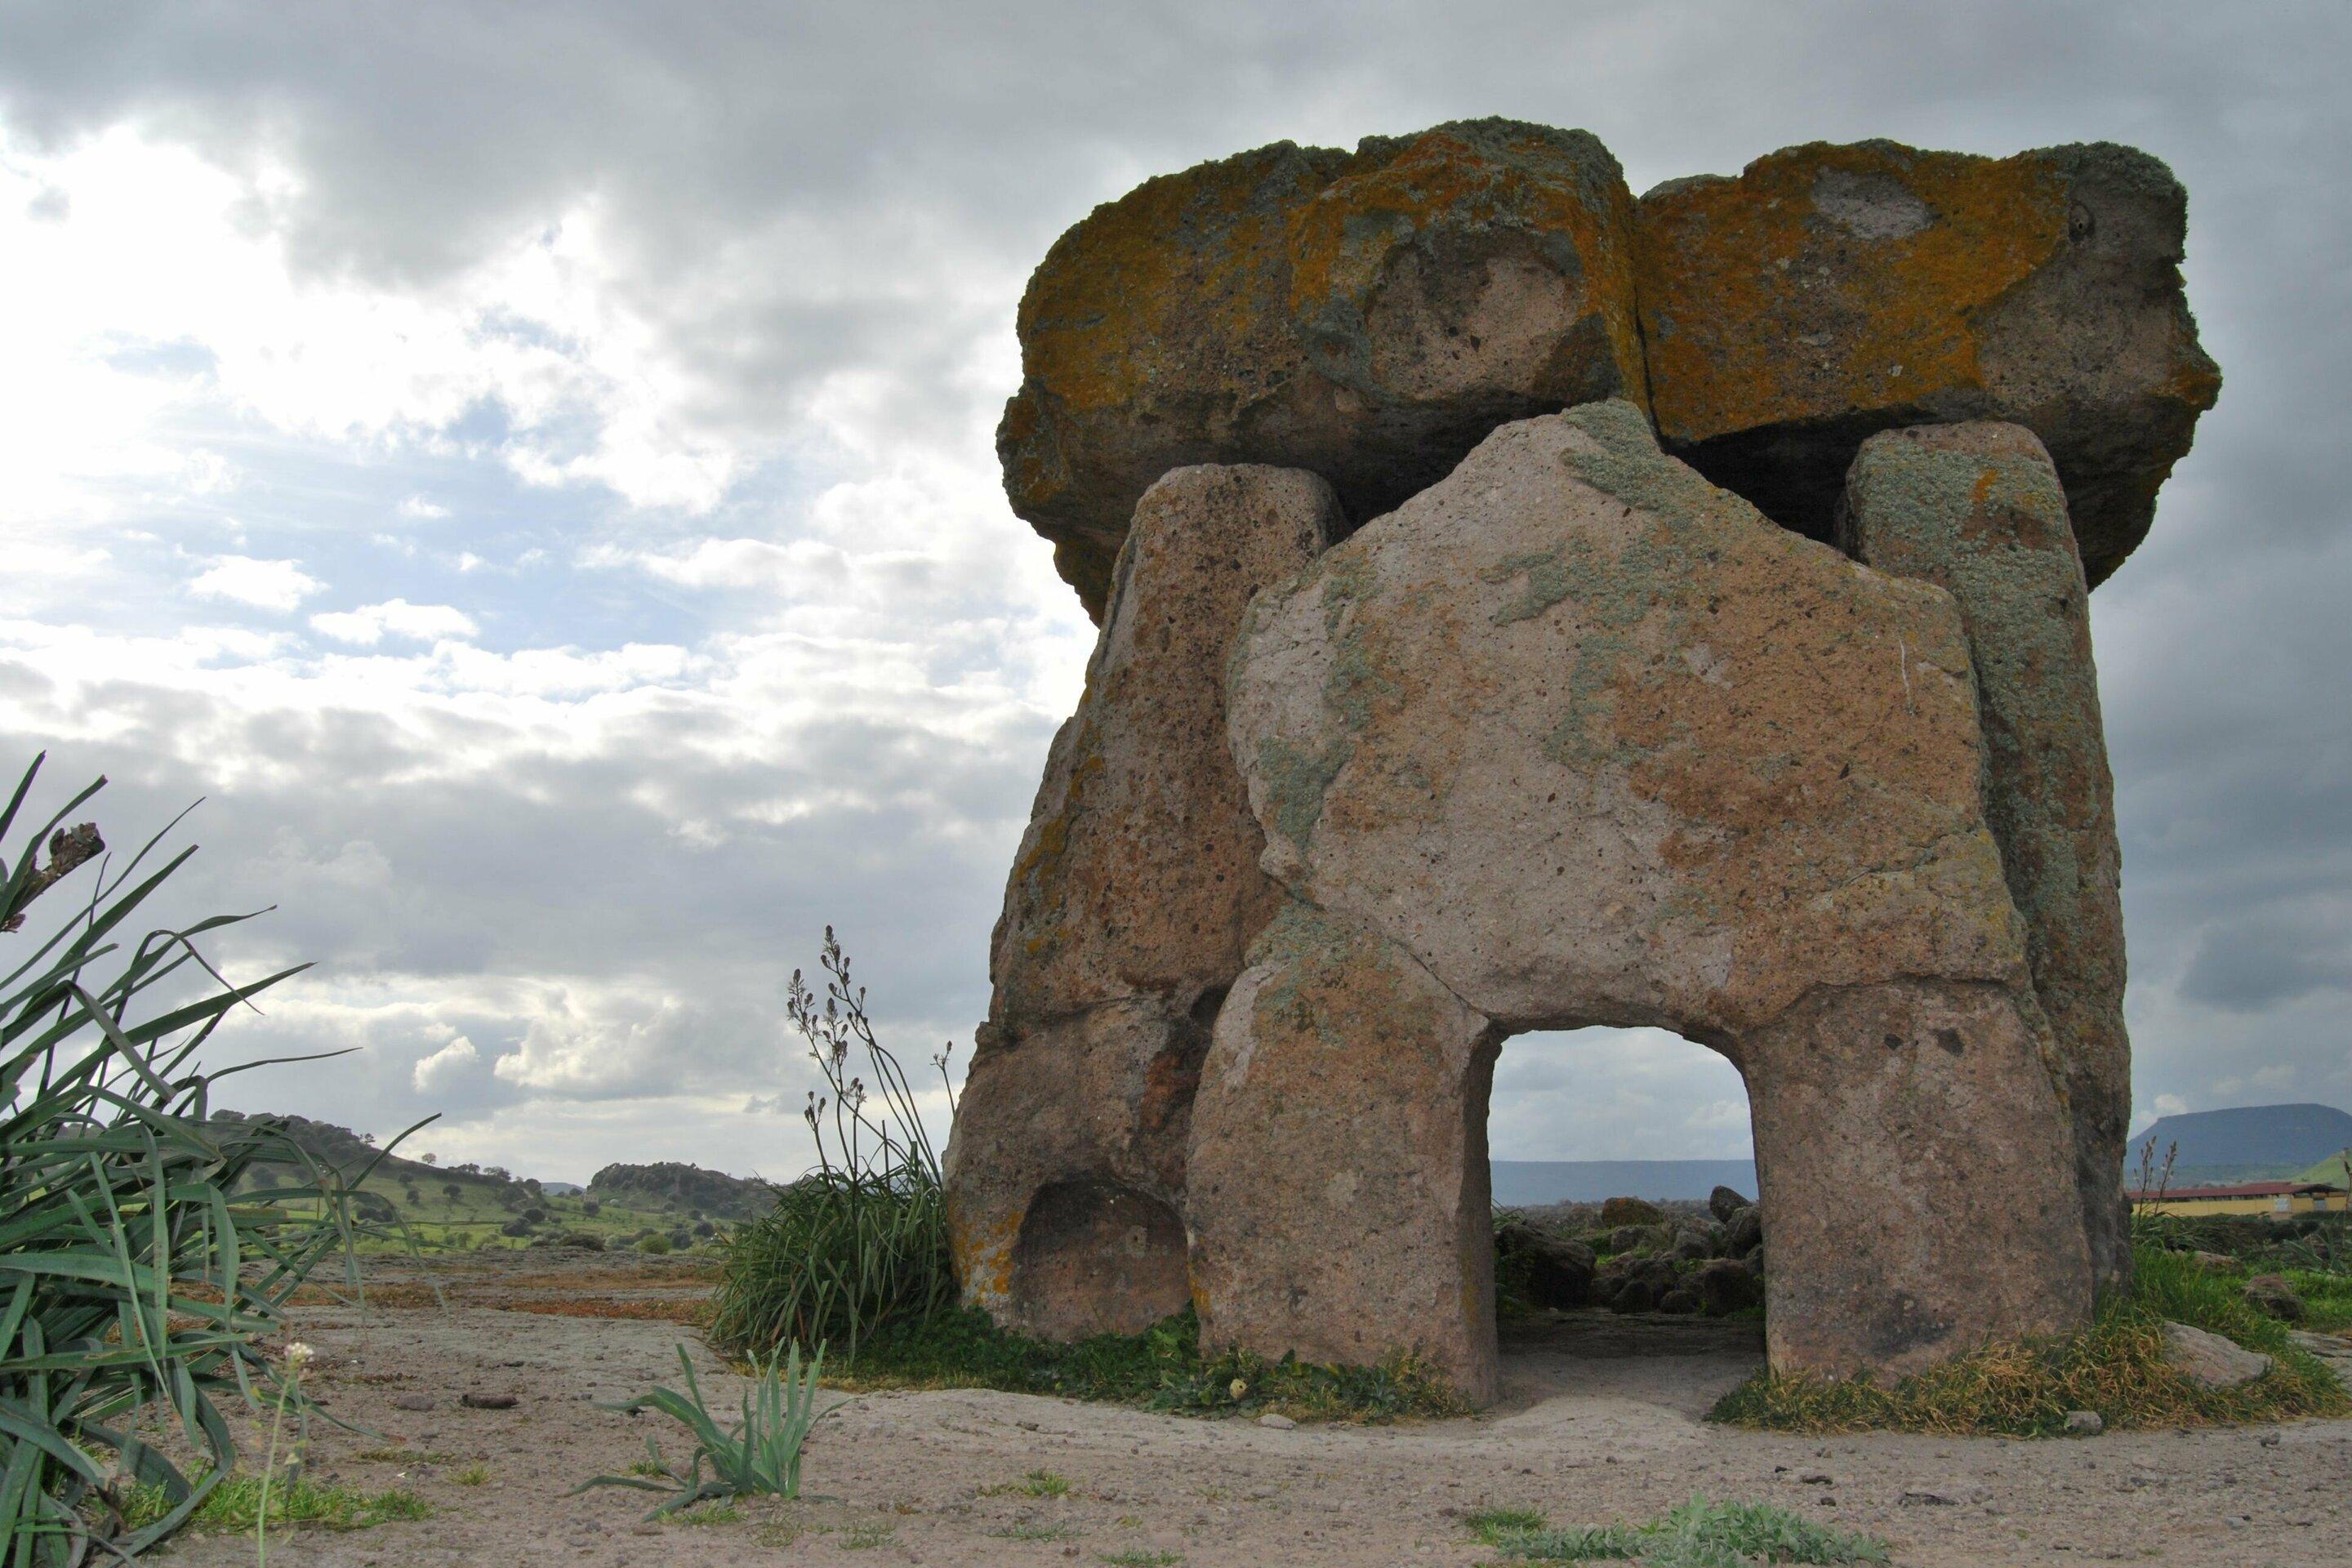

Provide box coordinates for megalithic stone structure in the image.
[953,118,2214,1402]
[942,464,1342,1339]
[1211,403,2092,1394]
[1838,422,2134,1292]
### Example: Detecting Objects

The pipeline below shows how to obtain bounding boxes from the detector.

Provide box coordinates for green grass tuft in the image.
[1098,1552,1182,1567]
[120,1477,431,1534]
[832,1304,1466,1423]
[1711,1243,2348,1436]
[1468,1498,1885,1566]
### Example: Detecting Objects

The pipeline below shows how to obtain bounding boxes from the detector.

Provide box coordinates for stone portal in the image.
[946,119,2209,1404]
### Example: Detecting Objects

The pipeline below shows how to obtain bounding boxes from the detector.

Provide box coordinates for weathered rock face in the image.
[999,118,1646,618]
[1226,401,2026,1039]
[1637,140,2220,585]
[942,464,1341,1338]
[1838,421,2133,1291]
[1205,402,2091,1380]
[1186,903,1504,1401]
[964,119,2196,1402]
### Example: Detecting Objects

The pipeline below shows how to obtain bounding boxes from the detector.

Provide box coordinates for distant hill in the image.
[2132,1103,2352,1177]
[2296,1149,2352,1186]
[1492,1159,1758,1206]
[210,1111,498,1189]
[587,1161,778,1220]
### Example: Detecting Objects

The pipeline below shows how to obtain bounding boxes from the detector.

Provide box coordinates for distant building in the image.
[2129,1180,2350,1218]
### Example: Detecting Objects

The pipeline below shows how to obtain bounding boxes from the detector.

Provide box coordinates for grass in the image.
[1098,1552,1181,1567]
[1468,1498,1887,1566]
[1711,1243,2349,1436]
[673,1500,746,1527]
[994,1520,1083,1540]
[2286,1268,2352,1332]
[119,1477,431,1535]
[574,1342,836,1517]
[707,929,960,1365]
[2,757,384,1564]
[452,1466,489,1487]
[980,1468,1072,1498]
[841,1521,898,1548]
[831,1303,1467,1423]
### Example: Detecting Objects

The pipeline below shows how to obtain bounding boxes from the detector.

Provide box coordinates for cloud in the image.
[186,555,324,611]
[412,1035,482,1093]
[310,599,480,646]
[1,2,2348,1178]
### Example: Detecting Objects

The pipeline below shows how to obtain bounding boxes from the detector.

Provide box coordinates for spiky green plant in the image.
[1,755,376,1564]
[706,929,956,1362]
[573,1341,835,1517]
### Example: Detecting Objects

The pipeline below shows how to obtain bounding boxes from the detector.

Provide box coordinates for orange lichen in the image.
[1287,124,1647,413]
[1017,145,1336,417]
[1638,143,2071,442]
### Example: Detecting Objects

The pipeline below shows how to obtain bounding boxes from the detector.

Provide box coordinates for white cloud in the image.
[186,555,324,611]
[412,1035,482,1093]
[398,496,451,519]
[310,599,480,646]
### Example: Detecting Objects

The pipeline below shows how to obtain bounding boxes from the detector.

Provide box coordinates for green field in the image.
[2295,1148,2352,1186]
[256,1166,733,1254]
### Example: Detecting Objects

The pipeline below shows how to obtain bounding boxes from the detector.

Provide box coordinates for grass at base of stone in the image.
[1466,1497,1888,1566]
[118,1477,432,1534]
[1710,1244,2349,1437]
[822,1305,1468,1423]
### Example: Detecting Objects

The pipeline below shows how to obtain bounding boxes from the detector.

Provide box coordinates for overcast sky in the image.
[2,2,2345,1183]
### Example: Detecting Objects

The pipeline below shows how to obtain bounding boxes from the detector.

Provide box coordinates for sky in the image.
[2,2,2346,1184]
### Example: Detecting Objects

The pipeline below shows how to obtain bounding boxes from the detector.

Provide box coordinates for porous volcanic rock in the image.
[1186,902,1505,1401]
[1839,421,2132,1290]
[999,118,1646,617]
[943,464,1339,1339]
[1637,140,2220,585]
[1218,401,2094,1379]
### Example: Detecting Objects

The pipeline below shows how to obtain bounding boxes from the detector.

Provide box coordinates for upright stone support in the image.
[1838,421,2133,1290]
[943,464,1340,1339]
[1186,904,1505,1403]
[1744,980,2096,1374]
[1219,403,2095,1386]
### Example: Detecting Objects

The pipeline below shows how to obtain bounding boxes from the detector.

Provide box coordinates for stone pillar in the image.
[1838,421,2133,1290]
[1744,980,2095,1375]
[942,464,1341,1339]
[1185,904,1504,1404]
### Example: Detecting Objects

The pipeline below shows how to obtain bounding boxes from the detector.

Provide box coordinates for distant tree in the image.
[484,1165,512,1183]
[361,1132,376,1145]
[581,1199,600,1216]
[442,1183,461,1202]
[421,1152,437,1165]
[520,1206,546,1224]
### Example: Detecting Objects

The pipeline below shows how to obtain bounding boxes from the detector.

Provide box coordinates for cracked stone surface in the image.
[1839,420,2133,1292]
[943,463,1341,1339]
[1208,403,2093,1388]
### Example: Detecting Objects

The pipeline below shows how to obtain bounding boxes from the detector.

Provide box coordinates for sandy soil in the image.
[158,1251,2352,1567]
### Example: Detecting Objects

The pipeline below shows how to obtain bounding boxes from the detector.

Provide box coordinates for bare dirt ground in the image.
[162,1250,2352,1567]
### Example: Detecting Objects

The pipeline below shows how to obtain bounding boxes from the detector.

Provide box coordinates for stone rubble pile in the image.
[945,118,2217,1405]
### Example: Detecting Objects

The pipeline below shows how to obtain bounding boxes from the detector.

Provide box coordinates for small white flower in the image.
[284,1341,315,1370]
